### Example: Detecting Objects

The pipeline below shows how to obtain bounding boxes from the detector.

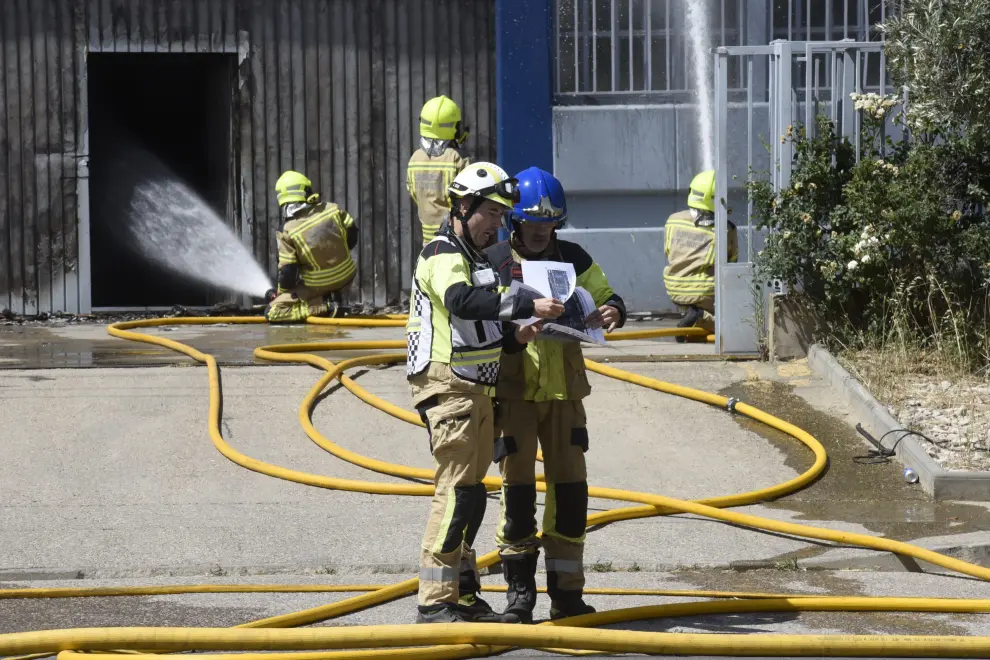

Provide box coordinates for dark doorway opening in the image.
[87,53,235,308]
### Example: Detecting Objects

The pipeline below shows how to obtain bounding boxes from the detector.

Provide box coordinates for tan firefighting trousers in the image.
[495,399,589,596]
[265,284,344,323]
[417,392,495,607]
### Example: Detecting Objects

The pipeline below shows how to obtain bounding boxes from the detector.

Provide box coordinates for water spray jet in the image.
[123,154,272,300]
[686,0,715,172]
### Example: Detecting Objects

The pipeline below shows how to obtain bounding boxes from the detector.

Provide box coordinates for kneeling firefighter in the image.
[407,95,472,247]
[406,161,565,624]
[484,167,627,623]
[265,171,359,323]
[662,170,738,340]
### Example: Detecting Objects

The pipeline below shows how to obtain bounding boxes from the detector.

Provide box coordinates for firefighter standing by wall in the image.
[484,167,627,623]
[265,171,359,323]
[662,170,738,341]
[407,95,472,247]
[406,161,565,624]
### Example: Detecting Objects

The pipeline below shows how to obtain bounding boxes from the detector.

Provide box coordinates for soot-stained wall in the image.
[0,0,497,314]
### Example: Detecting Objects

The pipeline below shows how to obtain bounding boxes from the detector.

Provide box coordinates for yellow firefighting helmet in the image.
[687,170,716,213]
[448,162,519,210]
[419,95,462,141]
[275,170,316,207]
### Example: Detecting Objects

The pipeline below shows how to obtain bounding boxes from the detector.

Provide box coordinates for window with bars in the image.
[771,0,891,41]
[554,0,894,100]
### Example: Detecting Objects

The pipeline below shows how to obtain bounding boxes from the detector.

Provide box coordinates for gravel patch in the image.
[889,378,990,471]
[839,350,990,472]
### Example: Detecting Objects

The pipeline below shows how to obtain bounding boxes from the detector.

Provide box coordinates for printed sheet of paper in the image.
[538,286,606,345]
[521,260,576,302]
[507,280,545,327]
[507,280,606,345]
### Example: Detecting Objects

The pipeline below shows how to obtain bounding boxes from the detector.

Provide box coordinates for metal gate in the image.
[712,39,892,354]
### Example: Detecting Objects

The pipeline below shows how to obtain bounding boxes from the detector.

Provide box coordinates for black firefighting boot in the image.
[457,568,521,623]
[675,305,703,343]
[547,570,595,621]
[415,603,470,624]
[501,552,539,624]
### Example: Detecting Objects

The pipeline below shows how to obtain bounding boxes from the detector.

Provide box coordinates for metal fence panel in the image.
[554,0,894,102]
[713,39,895,354]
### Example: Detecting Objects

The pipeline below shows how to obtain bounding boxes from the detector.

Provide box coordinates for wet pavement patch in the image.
[0,594,267,633]
[719,379,990,541]
[0,323,349,369]
[667,568,977,637]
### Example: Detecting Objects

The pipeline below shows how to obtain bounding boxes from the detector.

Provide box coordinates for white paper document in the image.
[521,260,576,302]
[507,261,607,345]
[540,286,606,345]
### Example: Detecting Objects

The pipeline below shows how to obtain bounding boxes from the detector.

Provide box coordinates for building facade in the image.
[1,0,892,315]
[501,0,893,311]
[1,0,497,314]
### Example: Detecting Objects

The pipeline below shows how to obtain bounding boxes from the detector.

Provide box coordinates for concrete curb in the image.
[807,344,990,501]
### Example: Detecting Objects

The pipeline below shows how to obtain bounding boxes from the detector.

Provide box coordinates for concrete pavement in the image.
[2,321,990,656]
[2,361,792,577]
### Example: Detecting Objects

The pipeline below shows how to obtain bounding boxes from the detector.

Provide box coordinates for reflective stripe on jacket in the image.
[485,239,627,402]
[406,147,471,244]
[277,202,357,290]
[662,210,738,305]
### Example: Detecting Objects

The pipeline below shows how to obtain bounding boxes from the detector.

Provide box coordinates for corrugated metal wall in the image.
[1,0,84,316]
[0,0,497,314]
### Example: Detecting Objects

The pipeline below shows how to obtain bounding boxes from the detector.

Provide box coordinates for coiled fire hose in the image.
[2,316,990,658]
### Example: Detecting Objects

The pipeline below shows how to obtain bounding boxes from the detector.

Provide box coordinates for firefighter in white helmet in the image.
[406,161,564,624]
[407,95,472,247]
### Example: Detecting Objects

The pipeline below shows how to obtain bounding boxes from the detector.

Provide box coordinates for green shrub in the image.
[747,101,990,373]
[882,0,990,140]
[746,0,990,374]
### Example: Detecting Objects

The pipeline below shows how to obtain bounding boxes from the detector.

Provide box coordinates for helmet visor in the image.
[475,177,520,206]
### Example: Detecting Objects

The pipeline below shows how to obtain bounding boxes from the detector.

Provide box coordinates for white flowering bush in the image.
[747,1,990,371]
[851,92,900,121]
[747,106,990,370]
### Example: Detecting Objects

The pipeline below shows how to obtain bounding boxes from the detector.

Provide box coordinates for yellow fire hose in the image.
[2,315,988,658]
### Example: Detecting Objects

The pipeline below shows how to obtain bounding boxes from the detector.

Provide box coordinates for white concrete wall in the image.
[553,103,771,312]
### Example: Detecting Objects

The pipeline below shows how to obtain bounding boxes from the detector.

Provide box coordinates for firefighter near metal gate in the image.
[484,167,627,623]
[407,95,472,247]
[405,161,566,624]
[264,170,360,323]
[662,169,738,341]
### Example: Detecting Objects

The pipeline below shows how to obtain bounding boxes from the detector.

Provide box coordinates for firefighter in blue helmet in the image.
[484,167,627,623]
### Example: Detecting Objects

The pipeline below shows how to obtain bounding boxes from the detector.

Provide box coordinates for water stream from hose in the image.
[126,175,272,299]
[686,0,714,171]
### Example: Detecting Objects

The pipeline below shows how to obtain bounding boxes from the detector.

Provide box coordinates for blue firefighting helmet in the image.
[506,166,568,234]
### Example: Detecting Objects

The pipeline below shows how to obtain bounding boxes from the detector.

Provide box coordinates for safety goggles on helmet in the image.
[477,177,520,205]
[450,177,520,205]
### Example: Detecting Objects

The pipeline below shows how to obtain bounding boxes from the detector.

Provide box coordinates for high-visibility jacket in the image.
[484,239,627,402]
[276,202,357,291]
[406,147,472,245]
[662,210,738,306]
[406,228,535,405]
